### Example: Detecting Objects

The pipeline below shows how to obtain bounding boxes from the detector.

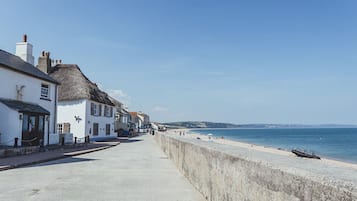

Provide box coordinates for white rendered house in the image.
[49,64,116,141]
[110,97,130,136]
[129,112,145,132]
[0,36,59,146]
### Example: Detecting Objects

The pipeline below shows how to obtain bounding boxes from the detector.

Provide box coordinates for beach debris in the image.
[196,137,201,140]
[291,149,321,160]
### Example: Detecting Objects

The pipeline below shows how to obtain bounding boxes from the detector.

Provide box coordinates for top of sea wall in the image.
[180,135,357,184]
[156,133,357,200]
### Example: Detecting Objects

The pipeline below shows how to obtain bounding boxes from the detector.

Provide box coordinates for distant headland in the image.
[162,121,357,129]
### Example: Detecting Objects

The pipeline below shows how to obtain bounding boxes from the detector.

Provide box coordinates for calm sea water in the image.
[191,128,357,164]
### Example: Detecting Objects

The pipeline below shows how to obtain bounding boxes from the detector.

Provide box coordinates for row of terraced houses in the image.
[0,35,150,147]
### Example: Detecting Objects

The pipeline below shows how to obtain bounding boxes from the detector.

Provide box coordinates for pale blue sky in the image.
[1,0,357,124]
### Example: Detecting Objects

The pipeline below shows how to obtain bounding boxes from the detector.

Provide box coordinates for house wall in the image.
[0,66,57,145]
[0,103,21,146]
[57,99,86,140]
[114,108,130,132]
[85,100,115,140]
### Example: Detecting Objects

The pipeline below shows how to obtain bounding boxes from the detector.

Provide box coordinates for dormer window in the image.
[41,84,50,99]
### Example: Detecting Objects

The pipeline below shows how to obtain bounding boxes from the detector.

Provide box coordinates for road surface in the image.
[0,134,205,201]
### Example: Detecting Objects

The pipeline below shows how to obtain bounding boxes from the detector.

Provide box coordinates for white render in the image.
[57,99,86,140]
[0,103,20,146]
[57,99,115,142]
[0,66,58,146]
[15,42,34,65]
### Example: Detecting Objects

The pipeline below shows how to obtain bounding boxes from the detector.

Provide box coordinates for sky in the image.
[1,0,357,124]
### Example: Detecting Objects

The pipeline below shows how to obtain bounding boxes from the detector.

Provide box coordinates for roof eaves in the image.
[0,63,60,85]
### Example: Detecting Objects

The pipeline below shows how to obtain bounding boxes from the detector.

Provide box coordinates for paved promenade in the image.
[0,141,119,171]
[0,134,205,201]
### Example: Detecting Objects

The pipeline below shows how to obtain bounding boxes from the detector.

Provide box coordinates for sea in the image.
[190,128,357,164]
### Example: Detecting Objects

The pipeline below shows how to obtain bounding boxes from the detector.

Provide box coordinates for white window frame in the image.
[104,105,112,117]
[57,124,63,134]
[91,103,101,116]
[41,84,50,99]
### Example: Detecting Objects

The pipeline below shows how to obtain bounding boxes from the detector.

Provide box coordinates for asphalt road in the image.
[0,134,205,201]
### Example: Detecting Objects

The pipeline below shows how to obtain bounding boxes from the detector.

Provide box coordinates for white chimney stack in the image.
[15,34,35,65]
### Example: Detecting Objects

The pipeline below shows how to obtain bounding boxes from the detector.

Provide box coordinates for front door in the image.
[21,113,45,146]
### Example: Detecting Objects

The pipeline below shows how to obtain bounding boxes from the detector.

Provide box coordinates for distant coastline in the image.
[163,121,357,129]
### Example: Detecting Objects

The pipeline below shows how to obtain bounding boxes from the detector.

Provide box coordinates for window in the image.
[106,124,110,135]
[104,106,113,117]
[123,116,128,124]
[57,124,63,134]
[93,123,99,136]
[91,103,101,116]
[38,116,44,133]
[41,84,49,99]
[22,114,29,132]
[57,123,70,134]
[91,103,94,115]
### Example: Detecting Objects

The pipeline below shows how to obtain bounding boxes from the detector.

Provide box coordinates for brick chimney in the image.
[37,51,52,73]
[15,34,35,65]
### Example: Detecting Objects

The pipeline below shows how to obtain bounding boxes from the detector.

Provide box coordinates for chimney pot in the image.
[23,34,27,42]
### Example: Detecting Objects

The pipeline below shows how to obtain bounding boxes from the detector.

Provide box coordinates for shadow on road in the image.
[23,157,98,168]
[119,139,143,143]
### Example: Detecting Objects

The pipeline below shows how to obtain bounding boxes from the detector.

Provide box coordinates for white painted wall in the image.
[57,99,86,140]
[15,42,34,65]
[57,99,116,141]
[0,103,21,146]
[0,66,58,146]
[49,133,59,145]
[85,100,116,140]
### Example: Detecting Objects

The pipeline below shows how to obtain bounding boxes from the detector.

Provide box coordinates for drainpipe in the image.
[47,115,50,146]
[48,84,58,145]
[54,85,58,143]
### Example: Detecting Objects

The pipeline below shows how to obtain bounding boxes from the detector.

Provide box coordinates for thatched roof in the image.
[49,64,114,106]
[0,49,59,84]
[108,96,123,107]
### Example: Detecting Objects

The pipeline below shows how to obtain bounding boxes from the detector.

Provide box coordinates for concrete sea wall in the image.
[155,133,357,201]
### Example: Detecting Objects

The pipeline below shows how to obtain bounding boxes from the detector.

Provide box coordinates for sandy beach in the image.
[167,129,357,170]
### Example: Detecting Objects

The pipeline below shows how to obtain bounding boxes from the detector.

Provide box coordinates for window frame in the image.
[57,124,63,134]
[104,105,113,117]
[91,102,102,116]
[106,124,110,135]
[40,83,50,100]
[93,123,99,136]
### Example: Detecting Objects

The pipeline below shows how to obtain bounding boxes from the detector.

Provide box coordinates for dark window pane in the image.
[29,116,36,132]
[38,116,44,132]
[106,124,110,135]
[22,114,28,132]
[91,103,94,115]
[93,123,99,136]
